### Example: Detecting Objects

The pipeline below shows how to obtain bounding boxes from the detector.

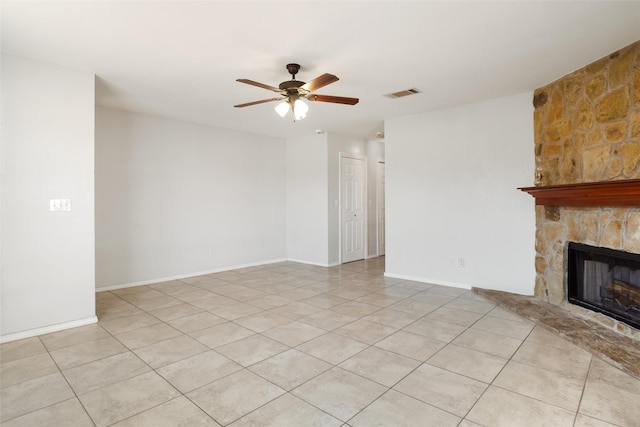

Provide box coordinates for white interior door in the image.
[341,156,365,263]
[377,162,385,256]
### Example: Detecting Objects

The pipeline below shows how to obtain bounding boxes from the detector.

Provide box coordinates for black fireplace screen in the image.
[567,242,640,329]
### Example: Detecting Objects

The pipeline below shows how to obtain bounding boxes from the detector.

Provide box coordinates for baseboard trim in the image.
[96,258,289,292]
[287,258,340,268]
[0,316,98,344]
[383,272,471,290]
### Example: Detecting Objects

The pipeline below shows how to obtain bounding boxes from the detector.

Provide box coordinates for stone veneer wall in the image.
[532,41,640,324]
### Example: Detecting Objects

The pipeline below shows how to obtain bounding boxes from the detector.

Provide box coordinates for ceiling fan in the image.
[234,63,359,121]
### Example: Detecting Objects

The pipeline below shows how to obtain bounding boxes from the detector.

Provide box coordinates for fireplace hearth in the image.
[568,242,640,330]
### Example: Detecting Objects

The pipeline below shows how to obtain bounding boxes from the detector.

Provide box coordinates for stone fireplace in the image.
[531,40,640,335]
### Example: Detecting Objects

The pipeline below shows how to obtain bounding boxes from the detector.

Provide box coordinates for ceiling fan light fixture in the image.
[293,99,308,120]
[275,100,290,117]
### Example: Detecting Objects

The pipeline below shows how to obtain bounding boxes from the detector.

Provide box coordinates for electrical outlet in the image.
[457,257,465,268]
[50,199,71,212]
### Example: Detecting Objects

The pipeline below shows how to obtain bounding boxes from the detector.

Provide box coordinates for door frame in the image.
[377,161,385,257]
[339,152,367,264]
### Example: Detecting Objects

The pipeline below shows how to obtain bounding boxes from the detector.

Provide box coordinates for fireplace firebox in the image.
[567,242,640,330]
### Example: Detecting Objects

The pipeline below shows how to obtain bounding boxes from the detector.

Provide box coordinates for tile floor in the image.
[1,258,639,426]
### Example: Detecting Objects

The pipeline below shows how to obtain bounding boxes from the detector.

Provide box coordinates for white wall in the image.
[1,54,96,339]
[95,108,287,288]
[385,92,536,294]
[285,133,329,265]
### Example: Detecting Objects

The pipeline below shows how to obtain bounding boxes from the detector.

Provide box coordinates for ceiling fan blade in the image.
[236,79,283,93]
[301,73,339,92]
[234,97,283,108]
[307,94,359,105]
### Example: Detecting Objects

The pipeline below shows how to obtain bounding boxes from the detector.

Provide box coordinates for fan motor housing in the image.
[279,80,305,91]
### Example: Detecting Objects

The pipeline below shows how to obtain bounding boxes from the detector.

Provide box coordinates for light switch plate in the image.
[50,199,71,211]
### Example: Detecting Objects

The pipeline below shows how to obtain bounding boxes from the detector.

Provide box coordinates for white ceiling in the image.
[2,1,639,140]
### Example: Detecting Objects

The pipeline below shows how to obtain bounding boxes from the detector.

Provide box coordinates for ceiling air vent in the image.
[385,88,421,99]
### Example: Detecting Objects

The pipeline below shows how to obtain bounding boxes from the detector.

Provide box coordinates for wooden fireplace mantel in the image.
[518,179,640,206]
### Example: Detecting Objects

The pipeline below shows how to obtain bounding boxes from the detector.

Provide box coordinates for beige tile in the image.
[113,323,182,350]
[579,357,640,426]
[334,319,397,345]
[148,302,204,321]
[111,396,220,426]
[186,369,285,426]
[96,300,143,321]
[425,306,484,327]
[210,284,252,296]
[232,311,291,333]
[349,389,460,427]
[174,289,218,302]
[224,287,269,302]
[216,335,289,367]
[262,321,326,346]
[209,303,264,320]
[573,414,620,427]
[525,325,585,352]
[362,308,422,329]
[113,287,161,300]
[190,295,239,311]
[355,292,403,307]
[471,315,534,340]
[298,310,358,331]
[276,288,323,301]
[411,291,456,306]
[40,324,110,351]
[331,301,381,317]
[149,280,200,296]
[339,347,420,387]
[494,360,585,411]
[428,344,507,383]
[156,350,242,393]
[0,337,47,363]
[466,386,575,427]
[134,335,208,368]
[189,322,255,348]
[50,336,127,370]
[296,333,368,365]
[388,299,440,316]
[372,286,420,298]
[394,364,487,417]
[375,330,447,361]
[79,371,180,427]
[0,373,74,422]
[486,305,531,323]
[62,351,151,395]
[301,294,350,308]
[1,398,94,427]
[250,349,332,390]
[268,301,323,320]
[167,311,226,333]
[328,287,371,300]
[132,294,183,311]
[443,297,496,314]
[402,317,466,342]
[229,393,341,427]
[0,352,58,388]
[99,312,161,334]
[512,340,592,379]
[452,328,523,359]
[247,294,293,309]
[292,367,387,422]
[457,421,484,427]
[424,285,468,297]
